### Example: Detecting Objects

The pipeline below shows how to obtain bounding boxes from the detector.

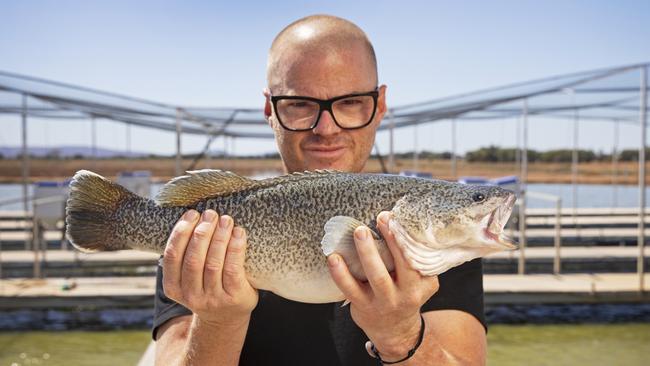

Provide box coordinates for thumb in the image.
[222,227,249,295]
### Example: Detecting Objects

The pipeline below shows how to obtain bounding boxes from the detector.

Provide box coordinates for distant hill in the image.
[0,146,149,158]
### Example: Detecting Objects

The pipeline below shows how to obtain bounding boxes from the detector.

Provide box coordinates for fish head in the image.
[392,182,517,254]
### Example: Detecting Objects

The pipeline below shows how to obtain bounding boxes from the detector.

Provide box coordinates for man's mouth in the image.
[303,145,347,160]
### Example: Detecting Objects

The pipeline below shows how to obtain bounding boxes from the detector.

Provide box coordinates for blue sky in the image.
[1,0,649,156]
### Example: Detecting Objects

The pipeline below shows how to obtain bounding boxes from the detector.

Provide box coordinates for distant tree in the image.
[619,148,650,161]
[45,149,61,159]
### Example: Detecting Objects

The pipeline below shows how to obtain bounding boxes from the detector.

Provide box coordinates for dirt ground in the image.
[0,157,645,184]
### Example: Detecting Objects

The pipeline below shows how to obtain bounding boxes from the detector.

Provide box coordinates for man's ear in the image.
[376,84,388,122]
[263,88,272,125]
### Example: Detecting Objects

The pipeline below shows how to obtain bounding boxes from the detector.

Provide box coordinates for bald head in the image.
[266,15,378,92]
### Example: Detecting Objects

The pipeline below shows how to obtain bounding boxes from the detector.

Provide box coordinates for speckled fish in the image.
[66,169,517,304]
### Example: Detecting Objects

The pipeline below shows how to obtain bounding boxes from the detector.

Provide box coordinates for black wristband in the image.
[370,313,426,365]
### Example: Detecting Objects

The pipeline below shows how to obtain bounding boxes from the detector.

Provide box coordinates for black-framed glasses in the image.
[270,88,379,131]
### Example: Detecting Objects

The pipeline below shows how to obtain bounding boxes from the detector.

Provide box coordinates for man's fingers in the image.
[327,254,369,305]
[162,210,200,300]
[379,212,440,298]
[203,214,231,293]
[377,211,417,284]
[222,225,249,295]
[181,210,219,298]
[354,226,395,297]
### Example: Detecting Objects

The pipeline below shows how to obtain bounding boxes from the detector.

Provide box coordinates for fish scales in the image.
[199,173,413,283]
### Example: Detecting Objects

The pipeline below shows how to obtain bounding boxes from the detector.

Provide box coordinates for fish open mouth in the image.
[482,194,517,250]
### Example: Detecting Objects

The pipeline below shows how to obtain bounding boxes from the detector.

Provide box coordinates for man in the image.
[154,15,486,365]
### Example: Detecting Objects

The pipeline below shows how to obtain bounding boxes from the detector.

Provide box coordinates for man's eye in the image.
[341,98,362,105]
[288,101,309,108]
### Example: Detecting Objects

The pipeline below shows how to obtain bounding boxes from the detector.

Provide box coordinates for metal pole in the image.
[413,124,419,172]
[224,136,229,170]
[91,116,97,170]
[21,94,30,250]
[571,92,579,210]
[572,93,579,224]
[126,122,131,156]
[612,120,619,208]
[32,199,40,278]
[231,137,236,162]
[451,119,457,179]
[0,235,3,279]
[388,109,395,173]
[205,134,212,169]
[518,99,528,275]
[638,66,647,292]
[515,115,521,195]
[554,198,562,275]
[175,108,182,176]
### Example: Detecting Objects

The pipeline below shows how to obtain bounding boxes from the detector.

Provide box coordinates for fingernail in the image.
[202,210,216,222]
[184,210,199,221]
[355,227,368,240]
[378,212,390,225]
[232,227,243,238]
[219,215,231,228]
[328,255,340,267]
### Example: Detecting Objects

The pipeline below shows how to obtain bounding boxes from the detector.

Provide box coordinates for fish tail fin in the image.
[321,216,395,281]
[65,170,135,252]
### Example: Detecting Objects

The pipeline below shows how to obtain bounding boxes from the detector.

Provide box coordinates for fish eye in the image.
[472,192,486,203]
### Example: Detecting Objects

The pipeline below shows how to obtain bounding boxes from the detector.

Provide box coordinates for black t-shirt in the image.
[153,258,486,366]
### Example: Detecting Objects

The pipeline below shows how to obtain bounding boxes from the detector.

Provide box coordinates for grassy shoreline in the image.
[0,157,646,184]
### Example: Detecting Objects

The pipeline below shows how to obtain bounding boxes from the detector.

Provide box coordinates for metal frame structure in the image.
[0,63,648,286]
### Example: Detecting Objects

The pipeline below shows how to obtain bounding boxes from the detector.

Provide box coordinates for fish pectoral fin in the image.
[321,216,394,280]
[321,216,379,256]
[155,169,256,207]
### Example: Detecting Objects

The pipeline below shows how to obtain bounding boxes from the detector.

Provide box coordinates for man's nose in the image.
[312,110,341,136]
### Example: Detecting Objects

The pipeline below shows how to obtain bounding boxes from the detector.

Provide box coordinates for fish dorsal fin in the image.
[156,169,343,207]
[156,169,256,207]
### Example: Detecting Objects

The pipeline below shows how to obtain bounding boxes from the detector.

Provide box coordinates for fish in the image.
[65,169,517,304]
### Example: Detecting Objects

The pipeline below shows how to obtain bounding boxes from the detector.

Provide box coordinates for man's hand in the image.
[162,209,258,327]
[327,211,439,361]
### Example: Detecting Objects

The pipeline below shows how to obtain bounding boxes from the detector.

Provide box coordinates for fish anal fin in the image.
[155,169,255,207]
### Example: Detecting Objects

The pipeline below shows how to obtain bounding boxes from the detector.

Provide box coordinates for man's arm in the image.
[155,314,251,366]
[413,310,486,365]
[328,211,486,365]
[154,210,258,366]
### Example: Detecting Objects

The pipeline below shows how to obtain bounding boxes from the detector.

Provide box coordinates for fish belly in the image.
[249,266,345,303]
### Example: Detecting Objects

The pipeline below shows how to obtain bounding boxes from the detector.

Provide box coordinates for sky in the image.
[1,0,649,156]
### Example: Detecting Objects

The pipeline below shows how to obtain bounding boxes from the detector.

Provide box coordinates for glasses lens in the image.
[276,99,320,130]
[332,95,376,128]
